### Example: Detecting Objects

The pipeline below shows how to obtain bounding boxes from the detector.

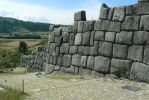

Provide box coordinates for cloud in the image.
[0,0,101,25]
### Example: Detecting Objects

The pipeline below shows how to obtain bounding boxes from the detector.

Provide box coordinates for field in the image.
[0,39,46,49]
[0,71,149,100]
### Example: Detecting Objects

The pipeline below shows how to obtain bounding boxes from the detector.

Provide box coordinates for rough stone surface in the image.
[83,21,95,32]
[72,54,81,67]
[130,62,149,82]
[69,46,78,55]
[99,42,112,57]
[94,56,110,73]
[113,44,128,59]
[90,41,99,56]
[74,11,86,21]
[99,3,110,19]
[77,21,84,33]
[62,55,71,67]
[87,56,95,69]
[116,31,133,45]
[108,21,121,32]
[69,33,75,46]
[60,43,69,54]
[94,31,105,41]
[143,46,149,65]
[111,59,132,78]
[140,15,149,31]
[128,45,143,62]
[81,56,87,68]
[113,7,125,21]
[105,32,116,42]
[82,32,91,46]
[108,8,114,20]
[75,33,82,46]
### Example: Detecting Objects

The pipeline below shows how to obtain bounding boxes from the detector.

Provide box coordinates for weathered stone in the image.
[126,5,133,15]
[69,33,75,46]
[137,3,149,14]
[94,20,109,31]
[60,43,69,54]
[108,8,114,20]
[143,46,149,65]
[140,15,149,31]
[91,71,105,78]
[53,28,62,37]
[90,31,95,46]
[82,32,91,45]
[130,62,149,82]
[79,67,91,76]
[99,42,112,57]
[77,21,84,33]
[63,55,71,67]
[133,31,149,45]
[59,67,66,73]
[94,56,110,73]
[90,41,99,56]
[113,44,128,59]
[57,54,63,66]
[74,11,86,21]
[73,21,78,33]
[45,64,54,74]
[116,31,133,45]
[62,32,69,43]
[83,21,95,32]
[83,47,90,56]
[87,56,95,69]
[68,25,73,33]
[56,36,62,46]
[66,66,75,73]
[128,45,143,62]
[74,67,79,74]
[75,33,82,45]
[52,56,57,65]
[111,58,132,78]
[49,43,56,56]
[81,56,87,68]
[122,16,140,30]
[72,54,81,66]
[108,21,121,32]
[94,31,105,41]
[105,32,116,42]
[62,26,69,32]
[78,46,84,55]
[99,3,110,19]
[94,20,102,31]
[113,7,125,21]
[69,46,78,55]
[49,32,55,43]
[54,66,60,71]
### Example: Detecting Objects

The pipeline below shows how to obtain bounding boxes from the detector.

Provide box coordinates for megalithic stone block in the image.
[99,3,110,20]
[74,11,86,21]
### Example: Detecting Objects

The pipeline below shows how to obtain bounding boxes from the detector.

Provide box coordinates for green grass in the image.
[0,85,29,100]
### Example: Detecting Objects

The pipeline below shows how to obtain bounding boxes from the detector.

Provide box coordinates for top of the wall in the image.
[139,0,149,2]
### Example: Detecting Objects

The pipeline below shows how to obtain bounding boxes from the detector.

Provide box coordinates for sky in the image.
[0,0,138,25]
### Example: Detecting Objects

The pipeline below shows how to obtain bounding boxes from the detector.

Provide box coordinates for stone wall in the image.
[22,0,149,82]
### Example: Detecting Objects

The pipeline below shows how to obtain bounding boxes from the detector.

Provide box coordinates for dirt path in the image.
[0,73,149,100]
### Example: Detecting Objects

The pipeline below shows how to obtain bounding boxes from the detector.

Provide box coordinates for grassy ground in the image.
[0,72,149,100]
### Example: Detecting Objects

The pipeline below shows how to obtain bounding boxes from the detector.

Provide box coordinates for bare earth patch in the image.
[0,73,149,100]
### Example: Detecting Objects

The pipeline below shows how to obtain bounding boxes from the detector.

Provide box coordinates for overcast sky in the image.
[0,0,138,25]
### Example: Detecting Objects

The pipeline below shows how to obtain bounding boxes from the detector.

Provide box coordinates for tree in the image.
[19,41,28,54]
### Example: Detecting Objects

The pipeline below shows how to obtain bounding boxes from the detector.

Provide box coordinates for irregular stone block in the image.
[53,28,62,37]
[133,31,149,45]
[94,56,110,73]
[94,20,109,31]
[77,21,84,33]
[49,32,55,43]
[74,67,79,74]
[69,33,75,46]
[66,66,75,74]
[108,8,114,20]
[126,5,133,15]
[87,56,95,69]
[73,21,78,33]
[108,21,121,32]
[78,46,84,55]
[81,56,87,68]
[130,62,149,82]
[140,15,149,31]
[94,31,105,41]
[56,47,60,56]
[72,54,81,66]
[90,31,95,46]
[113,7,125,21]
[74,11,86,21]
[49,43,56,56]
[79,67,91,76]
[143,46,149,65]
[90,41,99,56]
[99,42,112,57]
[128,45,143,62]
[54,66,60,71]
[69,46,78,55]
[94,20,102,30]
[113,44,128,59]
[111,59,132,78]
[45,64,54,74]
[82,32,91,46]
[91,71,105,78]
[68,25,73,33]
[62,32,70,43]
[75,33,82,45]
[56,36,62,46]
[83,21,95,32]
[63,55,71,67]
[122,16,140,30]
[52,56,57,65]
[57,54,63,66]
[83,47,90,56]
[99,3,110,19]
[105,32,116,42]
[116,31,133,45]
[60,43,69,54]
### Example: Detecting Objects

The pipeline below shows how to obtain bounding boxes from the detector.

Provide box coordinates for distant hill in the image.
[0,16,50,33]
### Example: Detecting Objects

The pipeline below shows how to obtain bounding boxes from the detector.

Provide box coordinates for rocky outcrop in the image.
[22,0,149,82]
